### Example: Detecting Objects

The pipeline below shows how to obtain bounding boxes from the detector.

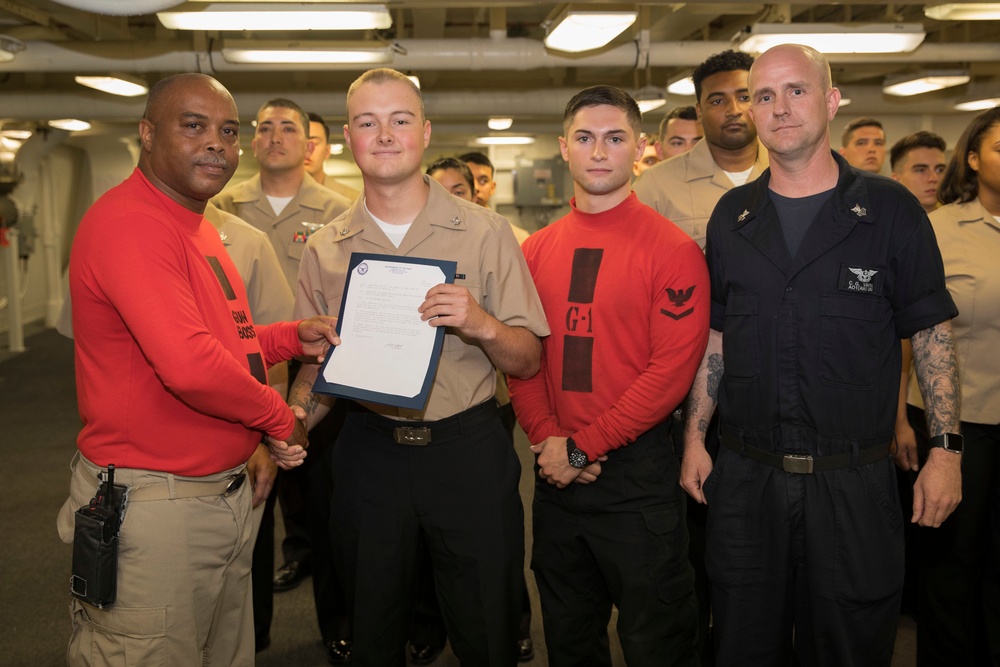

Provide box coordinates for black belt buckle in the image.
[394,427,431,446]
[782,454,814,474]
[224,473,246,496]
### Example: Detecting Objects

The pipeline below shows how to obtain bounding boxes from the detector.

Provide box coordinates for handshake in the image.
[267,405,310,469]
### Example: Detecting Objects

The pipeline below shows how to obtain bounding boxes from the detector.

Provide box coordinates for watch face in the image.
[567,446,589,469]
[944,433,964,453]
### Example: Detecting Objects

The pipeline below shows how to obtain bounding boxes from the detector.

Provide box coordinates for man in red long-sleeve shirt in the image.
[56,73,337,667]
[509,85,710,666]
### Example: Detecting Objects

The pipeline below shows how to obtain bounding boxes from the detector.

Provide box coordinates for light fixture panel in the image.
[75,75,149,98]
[883,71,970,97]
[738,23,925,54]
[925,4,1000,20]
[158,3,392,31]
[666,77,696,97]
[0,34,24,63]
[221,41,392,65]
[544,9,637,53]
[488,118,513,131]
[635,85,666,113]
[49,119,92,132]
[953,96,1000,111]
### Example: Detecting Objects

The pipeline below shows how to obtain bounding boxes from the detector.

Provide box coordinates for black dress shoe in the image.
[327,639,352,665]
[407,642,444,665]
[516,638,534,662]
[273,560,311,592]
[255,635,271,653]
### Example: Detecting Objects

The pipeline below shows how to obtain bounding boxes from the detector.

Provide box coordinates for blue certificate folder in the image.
[312,252,456,410]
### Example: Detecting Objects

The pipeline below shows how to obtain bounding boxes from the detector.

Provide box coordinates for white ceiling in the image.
[2,1,999,145]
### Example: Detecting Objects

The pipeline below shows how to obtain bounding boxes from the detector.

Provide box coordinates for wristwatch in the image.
[566,437,591,469]
[929,432,964,454]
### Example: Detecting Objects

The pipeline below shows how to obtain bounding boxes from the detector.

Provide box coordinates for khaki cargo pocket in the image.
[57,496,77,544]
[70,598,167,667]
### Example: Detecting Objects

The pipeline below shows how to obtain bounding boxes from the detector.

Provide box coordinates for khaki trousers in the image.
[57,454,259,667]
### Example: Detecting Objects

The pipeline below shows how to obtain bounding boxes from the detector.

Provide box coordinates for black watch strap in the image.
[929,432,964,454]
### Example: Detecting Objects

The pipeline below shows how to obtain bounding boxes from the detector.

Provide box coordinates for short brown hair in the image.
[346,68,425,121]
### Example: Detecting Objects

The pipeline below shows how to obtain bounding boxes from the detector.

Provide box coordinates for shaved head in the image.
[143,73,233,123]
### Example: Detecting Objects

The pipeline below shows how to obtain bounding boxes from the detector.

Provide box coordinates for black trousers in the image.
[252,402,350,643]
[532,421,698,667]
[908,405,1000,667]
[331,401,524,667]
[705,442,902,666]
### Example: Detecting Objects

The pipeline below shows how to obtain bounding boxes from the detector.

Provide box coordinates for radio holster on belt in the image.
[70,463,126,609]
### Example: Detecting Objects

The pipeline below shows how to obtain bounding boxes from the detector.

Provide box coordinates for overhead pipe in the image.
[5,38,1000,75]
[0,83,990,123]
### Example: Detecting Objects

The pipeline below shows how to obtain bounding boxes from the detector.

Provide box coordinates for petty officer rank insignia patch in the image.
[838,264,884,295]
[661,285,697,320]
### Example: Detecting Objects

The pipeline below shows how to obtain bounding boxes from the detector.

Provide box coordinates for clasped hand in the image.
[267,405,309,469]
[531,436,607,489]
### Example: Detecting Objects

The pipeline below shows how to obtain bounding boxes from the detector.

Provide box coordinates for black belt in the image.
[720,430,892,474]
[355,400,499,446]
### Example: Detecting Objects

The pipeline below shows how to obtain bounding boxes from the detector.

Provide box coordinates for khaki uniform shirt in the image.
[212,173,352,288]
[205,205,293,325]
[295,177,550,421]
[633,138,769,248]
[908,199,1000,424]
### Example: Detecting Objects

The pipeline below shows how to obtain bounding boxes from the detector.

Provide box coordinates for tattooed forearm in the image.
[910,320,960,437]
[290,378,322,416]
[287,363,333,430]
[684,330,724,442]
[706,353,724,402]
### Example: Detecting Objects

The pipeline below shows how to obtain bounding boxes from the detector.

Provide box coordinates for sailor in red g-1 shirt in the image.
[56,73,337,667]
[509,85,709,667]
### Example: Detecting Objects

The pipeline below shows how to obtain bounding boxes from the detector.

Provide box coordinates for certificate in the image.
[312,253,456,409]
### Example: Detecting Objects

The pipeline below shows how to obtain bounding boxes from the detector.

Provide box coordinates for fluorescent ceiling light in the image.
[475,136,536,146]
[544,8,637,53]
[158,3,392,31]
[75,74,148,98]
[838,97,852,108]
[925,4,1000,20]
[330,143,345,156]
[407,75,421,89]
[221,41,391,65]
[0,136,24,151]
[883,70,970,96]
[666,76,695,97]
[738,23,925,54]
[954,96,1000,111]
[635,86,666,113]
[1,130,32,140]
[0,34,24,63]
[488,117,513,130]
[49,119,92,132]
